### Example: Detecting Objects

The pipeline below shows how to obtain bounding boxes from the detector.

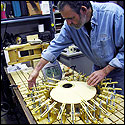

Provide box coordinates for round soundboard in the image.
[50,80,96,104]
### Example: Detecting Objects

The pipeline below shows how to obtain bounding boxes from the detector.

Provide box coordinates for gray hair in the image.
[57,1,91,14]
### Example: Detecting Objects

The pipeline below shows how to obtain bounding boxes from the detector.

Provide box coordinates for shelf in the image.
[55,17,62,20]
[1,14,50,25]
[55,23,63,26]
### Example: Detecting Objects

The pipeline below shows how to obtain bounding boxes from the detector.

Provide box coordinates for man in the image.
[28,1,124,95]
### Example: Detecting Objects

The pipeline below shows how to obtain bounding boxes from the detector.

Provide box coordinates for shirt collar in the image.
[90,1,98,26]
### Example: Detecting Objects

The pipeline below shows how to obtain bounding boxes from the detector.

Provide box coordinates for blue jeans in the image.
[92,65,124,95]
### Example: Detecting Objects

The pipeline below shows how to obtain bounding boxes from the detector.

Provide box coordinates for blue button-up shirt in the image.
[42,1,124,69]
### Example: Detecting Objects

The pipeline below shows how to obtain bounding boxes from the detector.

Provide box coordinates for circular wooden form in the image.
[50,80,96,104]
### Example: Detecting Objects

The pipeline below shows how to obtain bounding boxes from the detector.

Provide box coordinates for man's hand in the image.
[87,69,107,86]
[87,65,115,86]
[27,57,49,89]
[28,69,39,89]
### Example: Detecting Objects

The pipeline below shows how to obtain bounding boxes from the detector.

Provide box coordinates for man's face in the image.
[60,5,87,29]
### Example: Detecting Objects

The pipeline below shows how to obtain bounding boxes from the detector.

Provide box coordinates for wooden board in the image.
[50,80,96,104]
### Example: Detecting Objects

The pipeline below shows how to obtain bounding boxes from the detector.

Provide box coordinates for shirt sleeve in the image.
[109,12,124,69]
[42,21,73,63]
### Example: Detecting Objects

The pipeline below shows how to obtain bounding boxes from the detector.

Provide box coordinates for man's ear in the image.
[80,6,87,15]
[81,6,87,12]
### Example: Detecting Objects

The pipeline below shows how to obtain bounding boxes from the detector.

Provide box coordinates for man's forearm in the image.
[102,65,116,75]
[34,57,49,72]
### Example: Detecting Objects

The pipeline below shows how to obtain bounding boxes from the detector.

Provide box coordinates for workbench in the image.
[4,43,124,124]
[5,67,37,124]
[5,62,124,124]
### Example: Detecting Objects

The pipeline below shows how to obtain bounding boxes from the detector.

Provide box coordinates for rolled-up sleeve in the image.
[42,21,73,63]
[109,13,124,69]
